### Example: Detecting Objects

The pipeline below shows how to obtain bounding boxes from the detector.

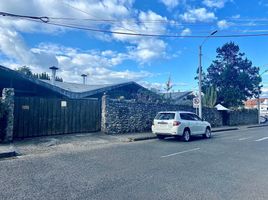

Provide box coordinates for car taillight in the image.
[173,121,181,126]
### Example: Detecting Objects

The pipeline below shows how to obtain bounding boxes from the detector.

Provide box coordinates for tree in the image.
[203,42,261,108]
[38,72,50,80]
[16,66,63,82]
[16,66,33,77]
[55,76,63,82]
[202,86,217,108]
[164,75,173,101]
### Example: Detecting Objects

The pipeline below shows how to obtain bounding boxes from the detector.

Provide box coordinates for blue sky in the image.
[0,0,268,97]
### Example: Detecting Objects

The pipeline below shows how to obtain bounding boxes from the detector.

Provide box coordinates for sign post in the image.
[193,98,200,115]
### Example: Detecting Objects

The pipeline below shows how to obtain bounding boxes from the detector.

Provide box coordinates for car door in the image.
[189,113,204,134]
[188,113,201,135]
[182,113,198,135]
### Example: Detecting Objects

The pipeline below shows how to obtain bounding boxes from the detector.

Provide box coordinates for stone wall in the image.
[228,109,258,126]
[101,95,223,134]
[0,88,14,142]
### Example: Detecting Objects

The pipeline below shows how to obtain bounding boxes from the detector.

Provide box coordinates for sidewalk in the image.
[0,124,267,159]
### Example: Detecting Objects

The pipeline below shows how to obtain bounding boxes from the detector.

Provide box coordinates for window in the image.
[180,113,201,121]
[180,113,192,120]
[155,113,175,120]
[189,114,201,121]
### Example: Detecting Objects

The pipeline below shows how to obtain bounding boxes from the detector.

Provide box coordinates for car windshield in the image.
[155,113,175,120]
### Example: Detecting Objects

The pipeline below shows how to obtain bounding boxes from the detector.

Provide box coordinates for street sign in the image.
[193,98,200,108]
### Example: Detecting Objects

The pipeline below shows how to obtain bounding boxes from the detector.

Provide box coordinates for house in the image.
[244,98,268,116]
[0,65,160,101]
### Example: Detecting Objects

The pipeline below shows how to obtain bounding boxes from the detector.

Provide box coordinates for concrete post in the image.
[2,88,14,142]
[101,94,109,134]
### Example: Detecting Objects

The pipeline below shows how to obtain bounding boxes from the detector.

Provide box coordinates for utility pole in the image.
[257,69,268,124]
[198,30,217,119]
[198,45,202,118]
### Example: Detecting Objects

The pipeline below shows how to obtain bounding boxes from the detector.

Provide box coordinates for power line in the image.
[60,1,137,33]
[2,11,268,38]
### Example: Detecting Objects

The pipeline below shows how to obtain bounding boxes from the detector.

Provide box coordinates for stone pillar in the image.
[2,88,14,142]
[101,94,109,134]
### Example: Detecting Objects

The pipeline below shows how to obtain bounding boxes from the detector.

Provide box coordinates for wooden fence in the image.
[13,97,101,138]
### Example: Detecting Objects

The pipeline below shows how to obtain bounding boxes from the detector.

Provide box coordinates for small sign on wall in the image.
[22,105,30,110]
[61,101,67,107]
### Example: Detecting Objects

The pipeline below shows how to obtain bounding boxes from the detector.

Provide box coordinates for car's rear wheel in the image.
[156,135,165,140]
[182,129,191,142]
[203,128,211,139]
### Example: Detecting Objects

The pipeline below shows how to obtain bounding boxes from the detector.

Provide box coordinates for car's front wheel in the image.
[203,128,211,139]
[182,129,191,142]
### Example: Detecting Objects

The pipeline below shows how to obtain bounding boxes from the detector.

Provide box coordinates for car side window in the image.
[180,113,191,120]
[189,114,201,121]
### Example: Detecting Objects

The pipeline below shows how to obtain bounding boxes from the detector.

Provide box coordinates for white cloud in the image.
[180,8,217,22]
[29,43,152,84]
[217,19,231,29]
[232,14,240,19]
[128,39,167,64]
[181,28,191,36]
[139,80,190,92]
[0,28,58,70]
[111,10,168,63]
[0,0,135,37]
[261,87,268,97]
[0,0,169,83]
[139,81,165,91]
[58,67,152,84]
[202,0,226,8]
[160,0,180,9]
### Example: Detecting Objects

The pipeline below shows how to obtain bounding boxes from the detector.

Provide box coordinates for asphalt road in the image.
[1,127,268,200]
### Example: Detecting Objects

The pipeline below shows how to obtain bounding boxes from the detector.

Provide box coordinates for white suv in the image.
[151,111,212,142]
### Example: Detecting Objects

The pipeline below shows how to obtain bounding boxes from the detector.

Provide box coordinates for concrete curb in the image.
[247,124,268,129]
[0,145,17,159]
[127,127,241,142]
[211,128,239,133]
[128,136,157,142]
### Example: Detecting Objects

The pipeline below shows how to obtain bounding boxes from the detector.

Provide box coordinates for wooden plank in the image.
[27,97,35,137]
[61,100,65,134]
[54,99,60,134]
[13,98,19,138]
[38,98,44,137]
[86,100,91,132]
[22,97,30,138]
[18,98,24,138]
[43,98,48,136]
[51,99,57,135]
[72,100,77,133]
[81,100,87,132]
[57,99,63,134]
[64,100,69,134]
[31,98,38,137]
[77,100,82,133]
[66,100,73,133]
[47,99,53,136]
